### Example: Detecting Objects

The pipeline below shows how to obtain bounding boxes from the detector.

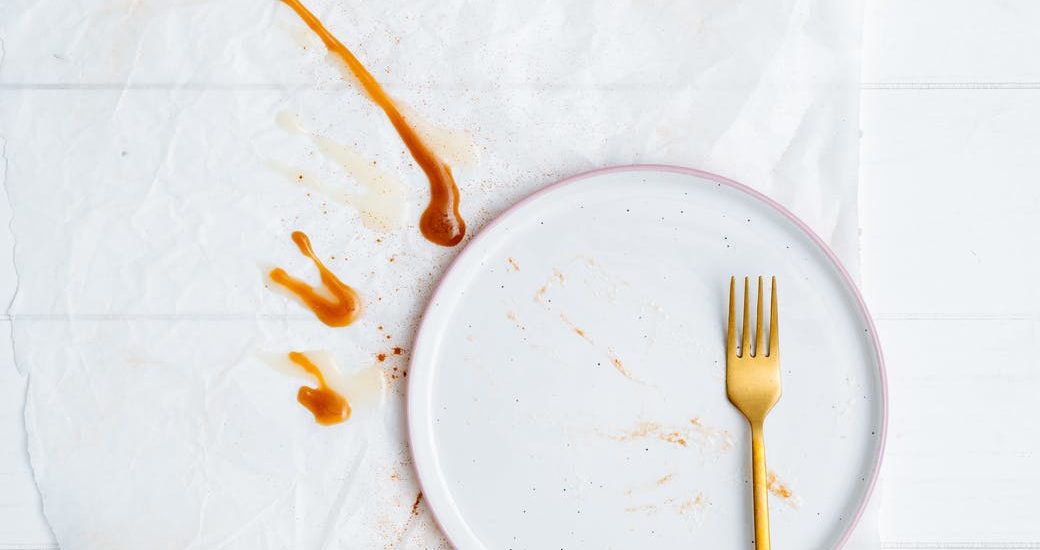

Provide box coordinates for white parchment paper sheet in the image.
[0,0,872,547]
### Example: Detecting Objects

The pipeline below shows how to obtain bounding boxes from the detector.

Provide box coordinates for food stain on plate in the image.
[656,473,676,487]
[624,503,659,515]
[525,264,643,382]
[268,231,362,327]
[766,470,799,508]
[555,311,641,383]
[505,310,525,331]
[606,349,638,381]
[533,268,566,303]
[688,416,735,452]
[545,256,631,303]
[622,475,711,524]
[624,472,678,497]
[527,259,678,383]
[271,112,407,232]
[675,492,709,515]
[604,418,734,455]
[281,0,466,247]
[558,313,592,343]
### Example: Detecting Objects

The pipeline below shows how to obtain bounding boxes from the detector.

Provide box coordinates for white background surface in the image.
[2,2,1039,550]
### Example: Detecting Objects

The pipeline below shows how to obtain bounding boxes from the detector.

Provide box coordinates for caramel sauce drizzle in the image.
[288,351,351,425]
[270,231,361,327]
[281,0,466,246]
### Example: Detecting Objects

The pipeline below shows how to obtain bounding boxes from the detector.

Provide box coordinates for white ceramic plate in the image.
[408,165,886,549]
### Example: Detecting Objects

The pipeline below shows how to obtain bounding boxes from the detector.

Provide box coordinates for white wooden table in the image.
[3,1,1040,548]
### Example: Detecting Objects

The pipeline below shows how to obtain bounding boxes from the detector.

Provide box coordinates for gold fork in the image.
[727,276,781,550]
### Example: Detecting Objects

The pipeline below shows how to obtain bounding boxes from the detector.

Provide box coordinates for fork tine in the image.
[741,277,751,357]
[727,276,737,355]
[755,276,764,357]
[769,276,778,357]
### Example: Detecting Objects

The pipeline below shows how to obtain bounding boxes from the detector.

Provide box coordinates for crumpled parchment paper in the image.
[0,0,872,547]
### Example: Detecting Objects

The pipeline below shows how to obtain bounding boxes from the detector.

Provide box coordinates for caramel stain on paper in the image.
[380,490,426,550]
[271,113,407,232]
[656,473,675,487]
[386,351,409,385]
[506,257,520,271]
[288,351,351,425]
[281,0,466,246]
[258,351,386,412]
[396,101,478,168]
[410,492,423,516]
[269,231,362,327]
[278,17,321,50]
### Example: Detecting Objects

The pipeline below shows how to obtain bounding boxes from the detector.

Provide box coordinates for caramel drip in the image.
[281,0,466,246]
[288,352,351,425]
[270,231,361,327]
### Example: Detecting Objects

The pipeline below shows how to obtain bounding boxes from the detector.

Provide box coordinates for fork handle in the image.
[751,421,771,550]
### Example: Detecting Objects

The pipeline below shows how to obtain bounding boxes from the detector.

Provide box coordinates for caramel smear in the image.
[410,492,423,516]
[606,418,734,454]
[289,351,351,425]
[608,350,638,381]
[396,102,478,168]
[269,231,361,327]
[281,0,466,246]
[676,493,708,515]
[533,268,566,303]
[273,112,407,232]
[557,312,642,383]
[766,470,797,506]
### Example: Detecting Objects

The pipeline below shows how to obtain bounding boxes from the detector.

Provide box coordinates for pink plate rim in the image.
[407,163,888,549]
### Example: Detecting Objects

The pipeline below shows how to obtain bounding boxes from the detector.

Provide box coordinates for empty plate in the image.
[408,165,886,549]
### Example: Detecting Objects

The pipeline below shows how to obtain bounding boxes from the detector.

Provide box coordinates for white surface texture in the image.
[860,1,1040,548]
[0,0,868,549]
